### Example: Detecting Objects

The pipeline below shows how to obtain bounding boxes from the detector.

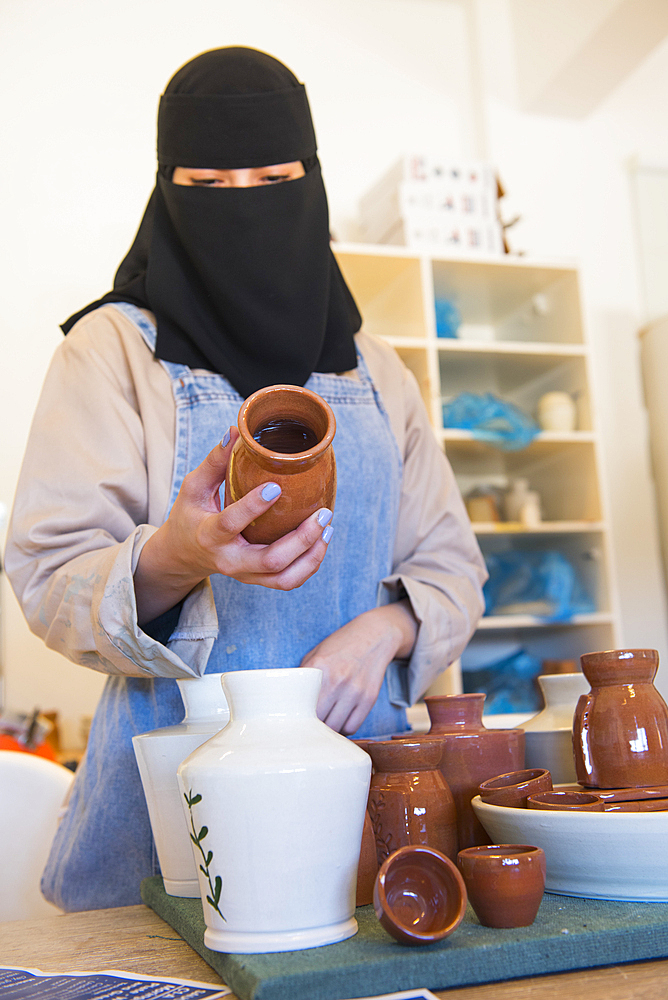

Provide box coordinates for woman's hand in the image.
[134,427,333,623]
[300,599,418,735]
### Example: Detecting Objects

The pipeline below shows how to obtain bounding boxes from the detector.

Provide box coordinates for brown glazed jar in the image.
[573,649,668,789]
[357,739,458,865]
[422,694,525,849]
[355,811,379,907]
[224,384,336,544]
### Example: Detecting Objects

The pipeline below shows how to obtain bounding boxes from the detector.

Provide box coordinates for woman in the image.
[5,46,486,911]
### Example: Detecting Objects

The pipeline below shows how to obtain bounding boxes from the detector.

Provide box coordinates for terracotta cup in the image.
[457,844,546,928]
[357,739,459,864]
[420,693,525,849]
[478,768,552,808]
[356,811,379,907]
[527,790,605,811]
[374,845,468,946]
[225,384,336,544]
[573,648,668,789]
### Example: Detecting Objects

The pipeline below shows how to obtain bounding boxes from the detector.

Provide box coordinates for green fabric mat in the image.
[141,875,668,1000]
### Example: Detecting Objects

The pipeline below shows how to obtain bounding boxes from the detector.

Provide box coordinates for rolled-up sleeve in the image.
[5,307,218,679]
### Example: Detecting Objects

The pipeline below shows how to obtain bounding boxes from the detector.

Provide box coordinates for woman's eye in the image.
[261,174,290,184]
[193,177,223,186]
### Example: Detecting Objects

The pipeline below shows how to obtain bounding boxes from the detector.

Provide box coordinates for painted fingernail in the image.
[220,428,231,448]
[261,482,281,501]
[322,525,334,544]
[317,508,333,527]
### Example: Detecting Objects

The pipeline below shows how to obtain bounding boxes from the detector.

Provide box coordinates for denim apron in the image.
[42,303,409,911]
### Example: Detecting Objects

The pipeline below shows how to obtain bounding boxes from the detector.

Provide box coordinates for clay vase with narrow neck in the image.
[132,674,230,897]
[224,384,336,544]
[419,694,525,849]
[573,649,668,788]
[357,739,458,865]
[177,668,371,953]
[521,673,590,784]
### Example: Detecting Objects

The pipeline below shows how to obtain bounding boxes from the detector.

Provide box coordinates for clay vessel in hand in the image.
[457,844,546,928]
[573,649,668,788]
[225,384,336,544]
[374,845,467,946]
[423,693,525,848]
[478,768,552,808]
[357,739,459,864]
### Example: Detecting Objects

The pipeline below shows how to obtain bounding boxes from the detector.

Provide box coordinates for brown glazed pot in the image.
[478,768,552,808]
[527,790,605,811]
[357,739,459,864]
[356,811,379,907]
[457,844,546,928]
[373,845,468,946]
[422,694,525,849]
[573,649,668,789]
[224,384,336,544]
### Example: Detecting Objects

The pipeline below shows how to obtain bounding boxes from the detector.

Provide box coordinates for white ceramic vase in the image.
[177,667,372,954]
[133,674,230,897]
[519,672,590,783]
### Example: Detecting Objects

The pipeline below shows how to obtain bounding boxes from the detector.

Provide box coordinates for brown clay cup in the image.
[225,384,336,543]
[527,790,605,811]
[374,845,468,946]
[457,844,546,928]
[478,768,552,808]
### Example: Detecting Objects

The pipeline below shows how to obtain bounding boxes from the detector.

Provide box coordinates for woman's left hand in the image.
[300,599,418,735]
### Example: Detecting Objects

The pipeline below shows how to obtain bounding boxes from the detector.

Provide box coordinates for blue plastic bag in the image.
[462,647,543,714]
[435,298,461,338]
[442,392,539,451]
[483,550,595,623]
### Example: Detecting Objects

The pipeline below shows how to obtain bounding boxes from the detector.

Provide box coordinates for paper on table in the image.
[0,967,231,999]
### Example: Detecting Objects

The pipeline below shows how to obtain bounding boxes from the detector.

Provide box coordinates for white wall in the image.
[2,0,668,744]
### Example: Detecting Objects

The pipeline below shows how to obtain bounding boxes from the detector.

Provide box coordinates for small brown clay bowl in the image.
[479,769,552,808]
[457,844,546,928]
[527,790,605,812]
[373,845,467,946]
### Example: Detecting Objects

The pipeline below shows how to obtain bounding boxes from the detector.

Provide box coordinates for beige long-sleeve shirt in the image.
[6,305,486,706]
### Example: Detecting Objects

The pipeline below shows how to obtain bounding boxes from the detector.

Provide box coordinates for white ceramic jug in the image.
[520,672,590,783]
[132,674,230,897]
[177,667,372,953]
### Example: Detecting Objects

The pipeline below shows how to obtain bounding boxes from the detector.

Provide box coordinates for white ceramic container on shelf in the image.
[177,667,372,954]
[472,793,668,901]
[132,674,230,897]
[519,673,590,784]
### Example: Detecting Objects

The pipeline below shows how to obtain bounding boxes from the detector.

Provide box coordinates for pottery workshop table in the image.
[1,905,668,1000]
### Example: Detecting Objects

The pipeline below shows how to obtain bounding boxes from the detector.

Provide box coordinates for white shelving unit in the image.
[333,242,621,685]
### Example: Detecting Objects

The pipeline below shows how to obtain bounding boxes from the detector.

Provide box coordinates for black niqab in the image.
[62,47,361,398]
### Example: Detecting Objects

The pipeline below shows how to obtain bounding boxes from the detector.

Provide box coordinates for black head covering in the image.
[62,47,361,397]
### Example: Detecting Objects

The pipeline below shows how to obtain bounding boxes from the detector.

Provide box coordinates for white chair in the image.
[0,749,74,920]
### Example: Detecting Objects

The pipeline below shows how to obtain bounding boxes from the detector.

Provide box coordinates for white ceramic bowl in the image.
[472,794,668,901]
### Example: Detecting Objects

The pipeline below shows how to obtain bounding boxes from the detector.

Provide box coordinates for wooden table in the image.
[1,904,668,999]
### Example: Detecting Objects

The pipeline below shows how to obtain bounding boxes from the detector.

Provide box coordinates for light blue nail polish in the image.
[220,428,231,448]
[322,525,334,544]
[317,508,333,527]
[261,482,281,501]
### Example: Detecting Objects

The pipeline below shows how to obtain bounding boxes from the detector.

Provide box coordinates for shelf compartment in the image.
[431,258,584,345]
[478,530,611,616]
[472,520,605,534]
[477,612,614,630]
[334,250,427,340]
[439,350,592,431]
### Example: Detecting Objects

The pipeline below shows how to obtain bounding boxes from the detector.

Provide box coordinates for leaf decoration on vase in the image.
[184,789,226,921]
[368,792,394,860]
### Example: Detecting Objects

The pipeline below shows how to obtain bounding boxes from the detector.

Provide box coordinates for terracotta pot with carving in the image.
[357,739,458,865]
[573,649,668,789]
[409,694,525,849]
[225,384,336,544]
